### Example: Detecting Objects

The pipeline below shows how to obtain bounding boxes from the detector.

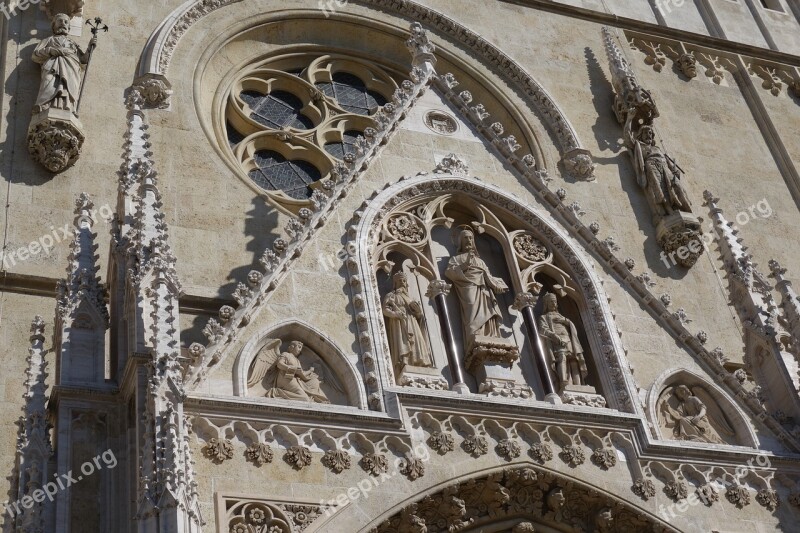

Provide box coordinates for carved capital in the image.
[425,280,451,298]
[27,110,85,173]
[513,292,537,311]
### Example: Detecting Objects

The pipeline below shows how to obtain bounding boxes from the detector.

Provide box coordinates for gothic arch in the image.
[233,319,368,409]
[345,463,679,532]
[135,0,589,170]
[350,170,639,412]
[646,367,759,448]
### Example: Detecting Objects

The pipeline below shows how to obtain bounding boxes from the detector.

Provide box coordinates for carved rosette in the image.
[559,444,586,466]
[497,439,522,460]
[399,455,426,480]
[756,489,779,510]
[530,442,554,463]
[428,432,455,454]
[361,453,389,476]
[245,442,274,466]
[632,478,657,500]
[725,485,751,507]
[664,481,688,501]
[386,213,426,243]
[696,483,719,505]
[27,112,85,173]
[590,448,617,470]
[463,435,489,457]
[512,233,550,263]
[203,437,234,464]
[284,446,313,470]
[322,450,352,473]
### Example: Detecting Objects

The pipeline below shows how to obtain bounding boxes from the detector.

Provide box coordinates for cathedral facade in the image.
[1,0,800,531]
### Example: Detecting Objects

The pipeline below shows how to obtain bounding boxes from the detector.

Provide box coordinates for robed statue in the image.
[445,229,509,344]
[32,13,96,114]
[247,339,337,403]
[383,272,434,370]
[659,384,733,444]
[624,109,692,221]
[538,292,587,391]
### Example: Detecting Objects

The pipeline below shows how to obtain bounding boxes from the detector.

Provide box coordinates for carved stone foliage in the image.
[656,383,736,445]
[223,497,330,533]
[603,28,703,268]
[203,438,234,464]
[245,443,274,467]
[372,466,676,532]
[27,115,84,173]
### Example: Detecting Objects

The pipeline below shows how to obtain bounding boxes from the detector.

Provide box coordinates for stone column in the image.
[514,292,561,404]
[426,280,469,394]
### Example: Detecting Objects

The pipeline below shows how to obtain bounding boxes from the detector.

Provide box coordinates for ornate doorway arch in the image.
[364,463,679,532]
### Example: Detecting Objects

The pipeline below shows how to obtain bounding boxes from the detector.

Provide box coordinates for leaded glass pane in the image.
[240,89,313,130]
[315,72,387,116]
[248,150,322,199]
[324,130,362,159]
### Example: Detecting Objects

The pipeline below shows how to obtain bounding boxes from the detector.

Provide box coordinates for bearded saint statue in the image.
[382,272,434,370]
[538,292,587,391]
[32,13,96,114]
[445,229,509,346]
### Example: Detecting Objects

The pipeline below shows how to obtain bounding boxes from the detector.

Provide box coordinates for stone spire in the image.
[704,191,800,425]
[14,316,53,532]
[54,193,109,386]
[769,260,800,353]
[120,91,202,531]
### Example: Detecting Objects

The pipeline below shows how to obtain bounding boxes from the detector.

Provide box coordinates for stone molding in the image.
[136,0,592,170]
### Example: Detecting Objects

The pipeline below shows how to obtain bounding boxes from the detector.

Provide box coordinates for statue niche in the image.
[538,292,588,392]
[657,384,735,444]
[246,339,344,404]
[445,228,517,368]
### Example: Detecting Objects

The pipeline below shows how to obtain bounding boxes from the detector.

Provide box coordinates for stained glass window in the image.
[323,130,362,160]
[316,72,387,115]
[240,90,314,130]
[248,150,322,199]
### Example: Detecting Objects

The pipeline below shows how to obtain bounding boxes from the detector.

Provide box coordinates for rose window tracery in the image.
[222,53,400,207]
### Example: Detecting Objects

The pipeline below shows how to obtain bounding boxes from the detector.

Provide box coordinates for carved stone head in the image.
[636,125,656,146]
[458,229,476,253]
[52,13,71,35]
[678,53,698,79]
[546,487,565,510]
[543,292,558,312]
[674,384,691,401]
[393,272,409,290]
[287,340,303,356]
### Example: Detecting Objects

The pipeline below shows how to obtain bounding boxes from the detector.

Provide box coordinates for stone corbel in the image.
[27,110,85,173]
[131,74,173,109]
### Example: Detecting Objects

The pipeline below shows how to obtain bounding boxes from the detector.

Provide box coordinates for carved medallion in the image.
[424,110,458,135]
[386,213,425,243]
[513,233,550,262]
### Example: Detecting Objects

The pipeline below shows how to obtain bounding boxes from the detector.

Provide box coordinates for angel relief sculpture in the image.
[658,384,735,444]
[247,339,340,404]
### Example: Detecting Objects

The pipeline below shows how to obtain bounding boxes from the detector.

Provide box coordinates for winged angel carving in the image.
[658,384,735,444]
[247,339,342,403]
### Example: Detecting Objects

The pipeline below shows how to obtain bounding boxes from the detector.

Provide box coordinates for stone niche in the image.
[648,369,758,447]
[371,187,610,406]
[234,321,366,409]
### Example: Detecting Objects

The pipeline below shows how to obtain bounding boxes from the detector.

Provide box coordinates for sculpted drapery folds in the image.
[660,385,733,444]
[32,13,96,114]
[445,229,509,343]
[247,339,330,403]
[624,115,692,222]
[538,293,587,391]
[383,272,434,370]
